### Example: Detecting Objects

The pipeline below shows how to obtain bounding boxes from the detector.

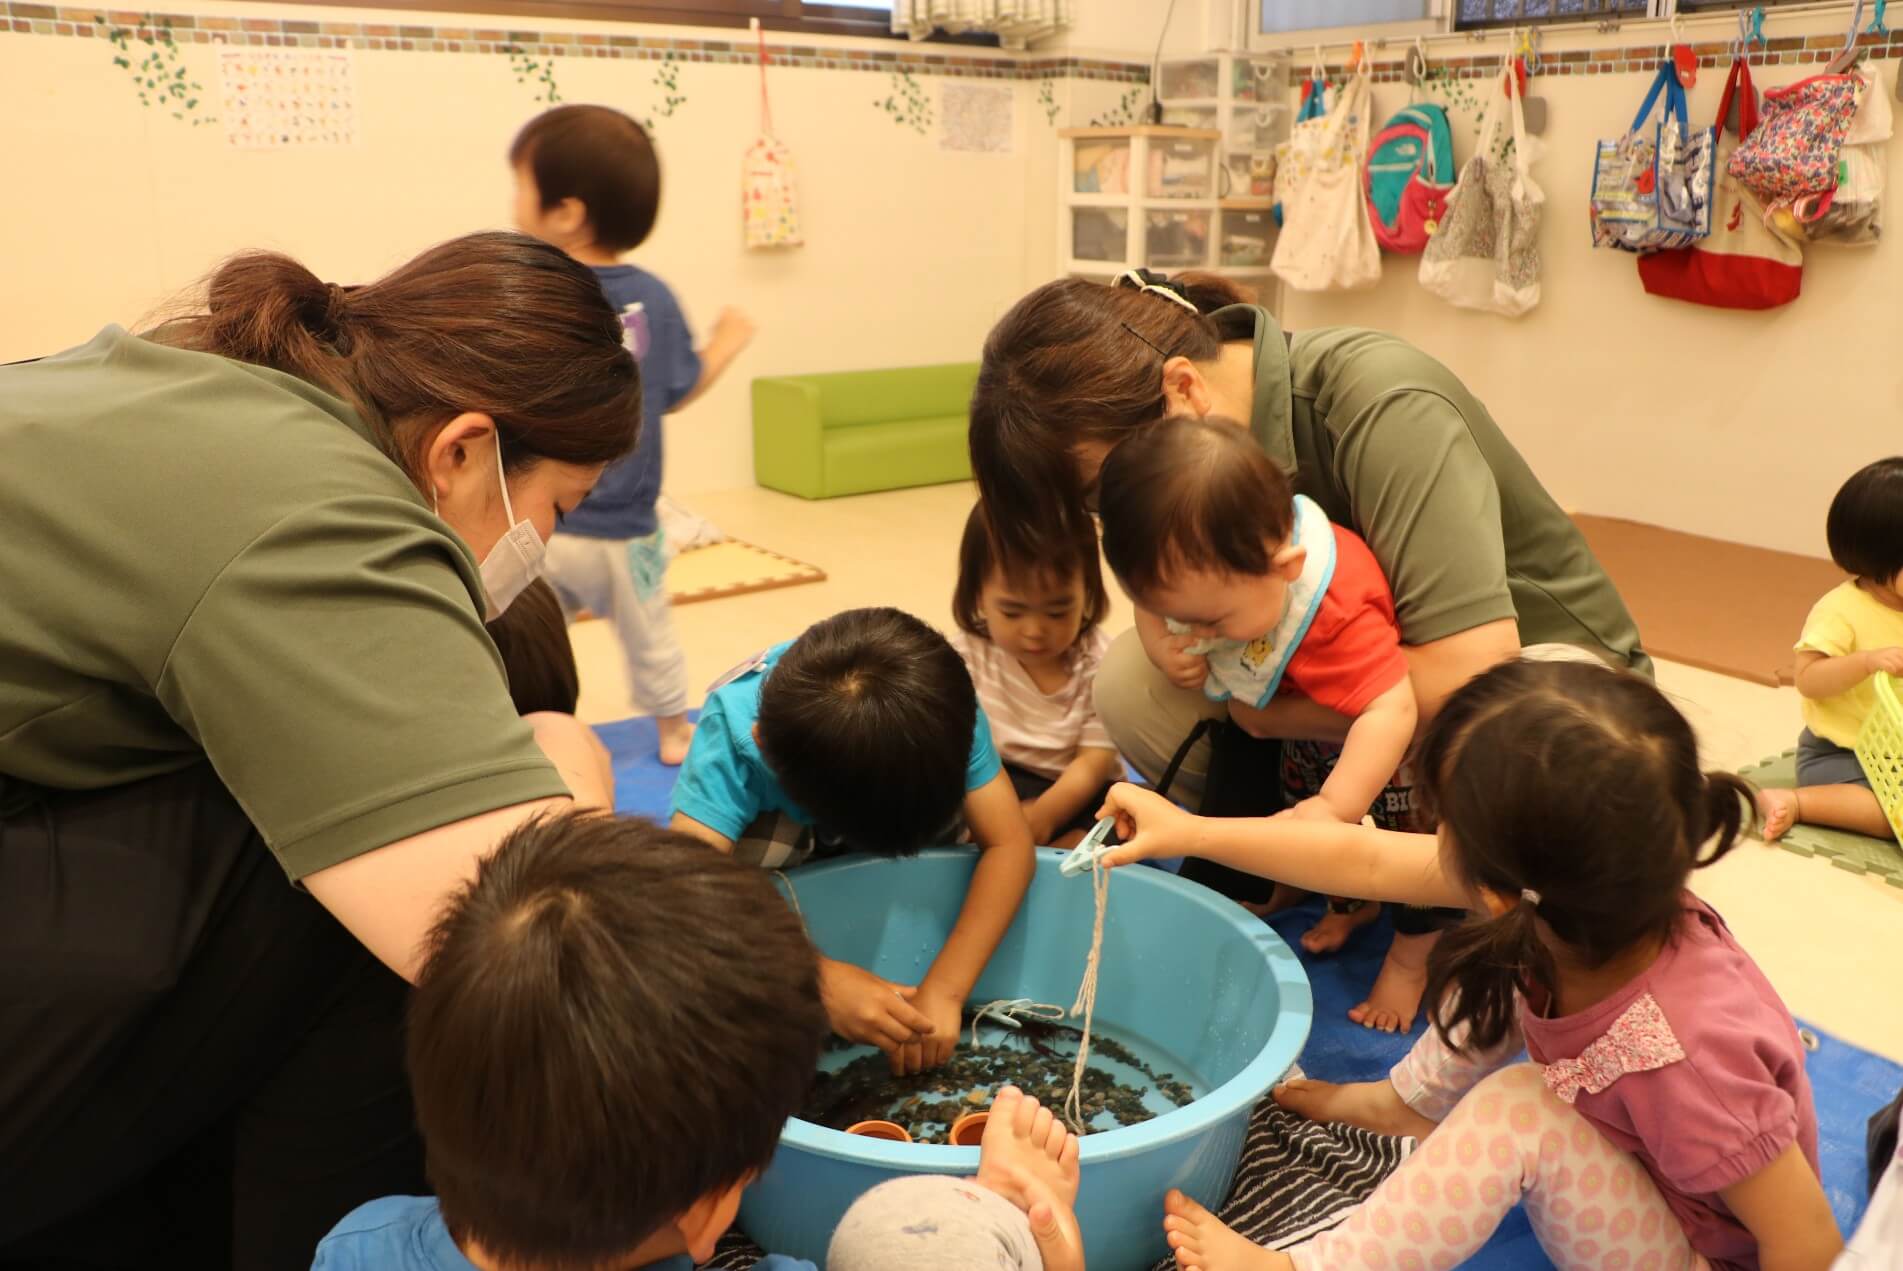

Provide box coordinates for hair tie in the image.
[1520,887,1542,907]
[1114,268,1199,314]
[321,282,348,329]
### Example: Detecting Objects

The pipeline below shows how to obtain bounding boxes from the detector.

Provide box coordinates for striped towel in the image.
[705,1090,1410,1269]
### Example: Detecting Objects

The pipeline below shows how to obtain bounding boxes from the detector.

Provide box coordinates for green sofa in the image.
[751,362,979,499]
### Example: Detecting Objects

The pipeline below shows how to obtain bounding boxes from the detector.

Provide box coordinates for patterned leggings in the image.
[1289,1024,1710,1271]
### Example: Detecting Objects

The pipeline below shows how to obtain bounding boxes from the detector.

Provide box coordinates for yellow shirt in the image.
[1796,581,1903,747]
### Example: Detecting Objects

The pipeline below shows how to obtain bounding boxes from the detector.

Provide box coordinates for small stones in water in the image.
[802,1011,1195,1144]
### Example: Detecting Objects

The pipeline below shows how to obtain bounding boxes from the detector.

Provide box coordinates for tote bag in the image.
[1271,67,1380,292]
[1272,73,1328,228]
[1638,57,1802,310]
[1727,73,1861,219]
[1589,62,1716,252]
[743,23,802,248]
[1419,63,1544,317]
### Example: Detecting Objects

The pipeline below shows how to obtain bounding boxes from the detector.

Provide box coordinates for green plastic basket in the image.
[1854,672,1903,845]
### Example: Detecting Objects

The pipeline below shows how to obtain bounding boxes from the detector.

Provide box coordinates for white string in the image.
[1064,859,1111,1134]
[968,997,1067,1049]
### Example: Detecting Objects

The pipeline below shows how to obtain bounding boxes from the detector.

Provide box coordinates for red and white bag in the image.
[743,21,802,249]
[1638,57,1802,310]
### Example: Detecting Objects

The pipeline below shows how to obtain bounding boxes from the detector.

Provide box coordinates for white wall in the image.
[0,1,1159,493]
[1276,17,1903,558]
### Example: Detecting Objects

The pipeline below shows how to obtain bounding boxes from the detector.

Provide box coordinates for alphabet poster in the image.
[219,49,357,149]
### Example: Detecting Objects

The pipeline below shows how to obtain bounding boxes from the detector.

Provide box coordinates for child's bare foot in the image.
[973,1087,1084,1271]
[1348,930,1435,1033]
[1299,901,1379,955]
[1162,1189,1289,1271]
[656,714,695,766]
[1240,883,1308,918]
[1755,788,1799,842]
[1272,1077,1436,1140]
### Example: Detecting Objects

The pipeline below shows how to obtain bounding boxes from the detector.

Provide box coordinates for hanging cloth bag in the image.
[1726,72,1861,225]
[1638,57,1803,310]
[1365,101,1457,254]
[1271,64,1380,293]
[742,21,802,249]
[1419,62,1544,317]
[1798,71,1889,245]
[1272,71,1328,228]
[1589,62,1716,252]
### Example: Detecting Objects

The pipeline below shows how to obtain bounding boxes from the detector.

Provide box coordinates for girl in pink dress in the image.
[1100,658,1842,1270]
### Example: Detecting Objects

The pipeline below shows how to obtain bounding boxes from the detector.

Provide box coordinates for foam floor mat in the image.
[1741,751,1903,889]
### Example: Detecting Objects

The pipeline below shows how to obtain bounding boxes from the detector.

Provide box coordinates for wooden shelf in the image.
[1220,197,1276,210]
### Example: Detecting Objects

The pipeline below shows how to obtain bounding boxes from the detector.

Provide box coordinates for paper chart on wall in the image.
[219,49,357,149]
[940,81,1013,154]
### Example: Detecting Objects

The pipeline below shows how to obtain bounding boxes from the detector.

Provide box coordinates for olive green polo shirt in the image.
[1224,305,1647,672]
[0,327,569,880]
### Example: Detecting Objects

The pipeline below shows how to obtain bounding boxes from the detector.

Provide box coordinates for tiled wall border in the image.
[1329,28,1903,84]
[0,2,1148,81]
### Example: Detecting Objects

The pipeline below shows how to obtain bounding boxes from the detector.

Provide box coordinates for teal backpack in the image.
[1364,101,1456,253]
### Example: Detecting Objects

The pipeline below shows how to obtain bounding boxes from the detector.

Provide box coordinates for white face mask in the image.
[437,431,548,619]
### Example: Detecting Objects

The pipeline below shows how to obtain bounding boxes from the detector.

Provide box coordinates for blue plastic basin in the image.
[740,848,1312,1270]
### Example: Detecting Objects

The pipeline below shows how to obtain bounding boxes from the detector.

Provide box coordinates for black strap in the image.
[1152,718,1218,804]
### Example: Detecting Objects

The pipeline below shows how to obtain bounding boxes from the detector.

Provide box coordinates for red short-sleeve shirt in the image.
[1281,524,1410,717]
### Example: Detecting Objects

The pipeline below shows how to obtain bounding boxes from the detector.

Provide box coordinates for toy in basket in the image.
[1854,672,1903,844]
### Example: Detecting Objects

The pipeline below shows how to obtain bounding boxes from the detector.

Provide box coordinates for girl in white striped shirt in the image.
[950,502,1125,850]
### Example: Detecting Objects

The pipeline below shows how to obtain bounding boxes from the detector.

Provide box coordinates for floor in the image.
[570,482,1903,1064]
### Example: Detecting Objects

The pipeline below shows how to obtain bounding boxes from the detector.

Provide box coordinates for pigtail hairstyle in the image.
[968,272,1255,566]
[1416,659,1754,1055]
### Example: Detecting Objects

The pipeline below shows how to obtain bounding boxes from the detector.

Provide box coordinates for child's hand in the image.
[1094,782,1195,866]
[819,958,937,1052]
[895,983,965,1075]
[1154,633,1209,692]
[1864,648,1903,678]
[710,306,756,355]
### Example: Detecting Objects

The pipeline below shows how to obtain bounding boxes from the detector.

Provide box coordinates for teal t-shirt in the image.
[670,642,1002,842]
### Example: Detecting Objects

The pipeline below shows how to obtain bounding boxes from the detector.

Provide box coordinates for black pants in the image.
[1004,763,1115,841]
[1169,723,1461,934]
[0,765,424,1269]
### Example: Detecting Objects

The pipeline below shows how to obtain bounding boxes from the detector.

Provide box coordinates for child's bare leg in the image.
[1349,929,1436,1033]
[1272,1077,1436,1141]
[1240,884,1308,918]
[1299,900,1379,955]
[1051,826,1088,853]
[1163,1189,1289,1271]
[656,713,695,766]
[1763,784,1892,839]
[974,1087,1084,1271]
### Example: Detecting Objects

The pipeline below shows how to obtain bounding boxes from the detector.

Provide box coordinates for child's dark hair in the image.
[952,500,1110,646]
[1097,415,1295,601]
[1826,457,1903,583]
[1417,660,1754,1054]
[409,812,824,1270]
[510,105,661,253]
[757,608,976,856]
[485,578,579,716]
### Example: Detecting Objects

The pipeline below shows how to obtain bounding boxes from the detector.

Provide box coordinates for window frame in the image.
[261,0,993,43]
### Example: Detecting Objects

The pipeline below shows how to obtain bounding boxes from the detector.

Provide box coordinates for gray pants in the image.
[542,530,687,718]
[827,1175,1042,1271]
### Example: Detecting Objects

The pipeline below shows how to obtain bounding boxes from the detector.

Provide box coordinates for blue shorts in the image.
[1797,728,1871,789]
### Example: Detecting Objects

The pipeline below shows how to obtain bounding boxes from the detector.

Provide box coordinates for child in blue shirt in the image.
[670,607,1036,1075]
[311,813,824,1271]
[509,104,754,765]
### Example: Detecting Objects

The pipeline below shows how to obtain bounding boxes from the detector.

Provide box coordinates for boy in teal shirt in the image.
[671,607,1036,1075]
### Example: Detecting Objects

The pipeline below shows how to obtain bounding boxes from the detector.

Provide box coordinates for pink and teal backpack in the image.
[1365,102,1456,254]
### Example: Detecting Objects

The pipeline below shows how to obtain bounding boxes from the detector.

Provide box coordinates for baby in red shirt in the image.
[1097,417,1424,1020]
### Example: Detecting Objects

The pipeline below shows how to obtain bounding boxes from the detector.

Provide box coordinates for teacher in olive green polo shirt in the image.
[969,271,1647,807]
[0,232,634,1266]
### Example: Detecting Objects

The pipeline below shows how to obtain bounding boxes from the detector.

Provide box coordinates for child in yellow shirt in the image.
[1759,458,1903,841]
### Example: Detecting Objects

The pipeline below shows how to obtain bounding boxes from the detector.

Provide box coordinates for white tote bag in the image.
[1272,68,1380,292]
[1419,64,1544,316]
[743,21,802,249]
